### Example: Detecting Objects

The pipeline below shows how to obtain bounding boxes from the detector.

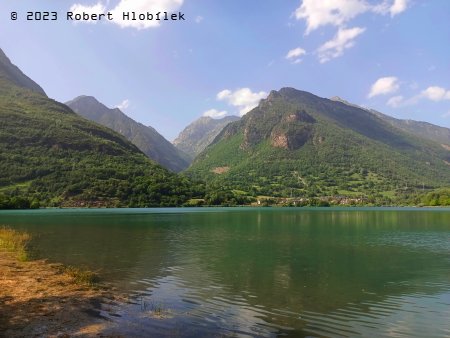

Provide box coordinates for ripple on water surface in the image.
[1,208,450,337]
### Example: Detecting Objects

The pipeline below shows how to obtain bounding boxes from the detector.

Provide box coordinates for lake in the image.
[1,207,450,337]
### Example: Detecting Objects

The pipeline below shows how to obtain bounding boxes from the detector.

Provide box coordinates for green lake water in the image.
[1,207,450,337]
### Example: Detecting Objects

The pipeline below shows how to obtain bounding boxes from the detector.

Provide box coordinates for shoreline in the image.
[0,251,122,337]
[1,205,450,212]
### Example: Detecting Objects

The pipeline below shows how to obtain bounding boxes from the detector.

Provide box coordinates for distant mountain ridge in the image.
[370,110,450,146]
[330,96,450,146]
[66,96,190,172]
[173,115,240,159]
[188,87,450,200]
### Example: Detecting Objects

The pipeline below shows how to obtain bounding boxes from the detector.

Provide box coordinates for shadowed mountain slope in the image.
[0,48,46,96]
[0,48,193,207]
[66,96,190,172]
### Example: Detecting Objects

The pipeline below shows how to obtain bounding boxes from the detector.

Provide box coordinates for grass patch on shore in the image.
[0,226,31,261]
[1,226,100,287]
[61,266,100,286]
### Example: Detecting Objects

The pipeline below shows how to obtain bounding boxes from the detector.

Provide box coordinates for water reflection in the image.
[1,208,450,337]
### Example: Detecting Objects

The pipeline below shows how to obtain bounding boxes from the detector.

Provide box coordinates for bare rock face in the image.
[241,109,316,150]
[270,131,289,149]
[242,124,263,149]
[270,126,313,150]
[221,121,240,140]
[282,110,316,124]
[285,114,298,123]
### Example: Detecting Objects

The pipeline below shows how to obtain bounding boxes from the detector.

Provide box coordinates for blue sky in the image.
[0,0,449,140]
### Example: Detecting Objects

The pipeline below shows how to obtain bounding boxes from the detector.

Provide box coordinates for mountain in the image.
[330,96,450,146]
[187,88,450,202]
[173,115,240,159]
[0,48,195,207]
[370,110,450,146]
[66,96,189,172]
[0,48,46,96]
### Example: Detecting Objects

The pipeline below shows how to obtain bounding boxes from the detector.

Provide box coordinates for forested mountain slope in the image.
[188,88,450,201]
[0,48,195,207]
[66,96,190,172]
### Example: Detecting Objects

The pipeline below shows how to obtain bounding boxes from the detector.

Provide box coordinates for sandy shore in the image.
[0,252,122,337]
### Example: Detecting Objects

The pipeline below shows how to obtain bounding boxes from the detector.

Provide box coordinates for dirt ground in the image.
[0,252,123,337]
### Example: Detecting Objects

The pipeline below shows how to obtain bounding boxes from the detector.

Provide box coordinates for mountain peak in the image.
[330,96,347,103]
[174,115,240,158]
[66,96,189,172]
[66,95,106,108]
[278,87,317,98]
[70,95,97,101]
[266,90,282,101]
[0,48,47,96]
[188,86,450,200]
[329,96,367,110]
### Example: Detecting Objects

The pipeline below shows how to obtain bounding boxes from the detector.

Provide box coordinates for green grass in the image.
[381,190,397,198]
[0,226,31,261]
[0,181,31,193]
[337,190,361,196]
[0,226,101,288]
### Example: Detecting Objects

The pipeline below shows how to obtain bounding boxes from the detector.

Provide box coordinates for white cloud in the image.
[368,76,400,98]
[117,99,130,110]
[217,88,268,116]
[374,0,409,17]
[421,86,450,102]
[293,1,410,62]
[217,90,232,101]
[286,47,306,63]
[317,26,366,63]
[387,95,418,107]
[203,109,227,118]
[384,85,450,109]
[389,0,409,16]
[195,15,203,23]
[111,0,184,29]
[294,0,369,34]
[69,2,106,23]
[386,95,405,107]
[295,0,410,34]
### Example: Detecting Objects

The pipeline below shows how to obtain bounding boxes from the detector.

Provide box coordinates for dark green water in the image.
[1,208,450,337]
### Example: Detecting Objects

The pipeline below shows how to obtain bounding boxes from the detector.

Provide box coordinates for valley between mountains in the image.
[1,47,449,207]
